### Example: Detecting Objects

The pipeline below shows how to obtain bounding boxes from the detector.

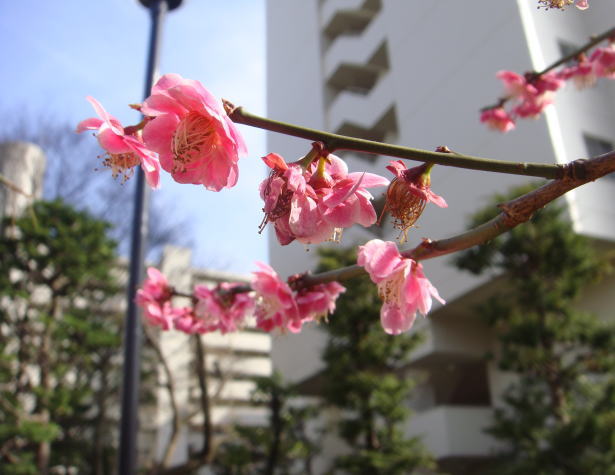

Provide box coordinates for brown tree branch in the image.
[143,326,182,471]
[296,151,615,289]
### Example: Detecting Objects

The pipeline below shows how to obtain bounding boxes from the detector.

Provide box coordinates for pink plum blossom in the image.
[141,73,247,191]
[537,0,588,9]
[192,282,255,334]
[171,307,206,334]
[251,262,302,332]
[77,96,161,188]
[383,161,447,242]
[510,72,564,119]
[295,281,346,323]
[259,153,389,245]
[590,46,615,79]
[496,71,536,100]
[357,239,444,335]
[136,267,176,329]
[484,70,567,130]
[480,107,516,132]
[252,262,301,333]
[251,263,345,332]
[557,58,596,89]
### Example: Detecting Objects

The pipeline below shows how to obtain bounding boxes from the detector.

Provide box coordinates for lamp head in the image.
[138,0,183,11]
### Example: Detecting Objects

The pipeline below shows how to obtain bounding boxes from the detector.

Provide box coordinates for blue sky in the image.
[0,0,267,274]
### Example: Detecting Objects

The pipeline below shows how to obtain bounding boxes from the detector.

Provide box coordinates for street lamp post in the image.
[119,1,183,473]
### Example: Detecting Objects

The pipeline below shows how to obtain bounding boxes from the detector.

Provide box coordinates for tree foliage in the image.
[316,246,435,474]
[0,200,123,474]
[455,185,615,474]
[213,372,319,475]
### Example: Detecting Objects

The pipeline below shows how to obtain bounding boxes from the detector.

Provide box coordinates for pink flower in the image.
[259,153,389,245]
[171,307,206,334]
[136,267,176,329]
[513,72,563,119]
[557,58,596,89]
[357,239,444,335]
[537,0,588,9]
[251,262,302,333]
[141,73,247,191]
[382,161,447,242]
[496,71,535,100]
[480,107,516,133]
[493,71,564,120]
[590,46,615,79]
[512,95,554,118]
[311,156,390,240]
[192,282,254,334]
[295,281,346,323]
[77,96,161,188]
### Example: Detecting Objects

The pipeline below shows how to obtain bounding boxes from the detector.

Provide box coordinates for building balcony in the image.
[204,330,271,354]
[206,354,272,379]
[406,405,502,459]
[187,405,269,427]
[324,11,387,80]
[409,316,492,367]
[328,72,396,138]
[321,0,381,43]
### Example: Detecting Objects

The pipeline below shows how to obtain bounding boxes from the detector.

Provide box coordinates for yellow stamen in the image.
[172,112,217,173]
[101,152,140,183]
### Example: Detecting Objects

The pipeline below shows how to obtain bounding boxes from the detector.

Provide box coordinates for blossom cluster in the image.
[537,0,588,10]
[136,264,345,335]
[83,74,448,336]
[259,152,390,245]
[481,41,614,132]
[137,238,445,336]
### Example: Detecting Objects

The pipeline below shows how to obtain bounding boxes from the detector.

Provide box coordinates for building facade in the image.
[266,0,615,470]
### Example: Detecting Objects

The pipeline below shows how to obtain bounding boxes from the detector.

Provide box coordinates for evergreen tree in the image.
[316,247,435,474]
[0,200,124,474]
[455,185,615,474]
[213,372,319,475]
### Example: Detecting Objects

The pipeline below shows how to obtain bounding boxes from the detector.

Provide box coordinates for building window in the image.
[559,40,580,66]
[584,134,613,157]
[584,134,614,179]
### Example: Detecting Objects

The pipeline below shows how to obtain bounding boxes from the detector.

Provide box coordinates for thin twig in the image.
[482,25,615,111]
[227,105,563,179]
[143,327,181,470]
[536,26,615,76]
[0,173,33,197]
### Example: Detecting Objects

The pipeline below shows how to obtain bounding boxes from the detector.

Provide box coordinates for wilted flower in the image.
[382,161,447,242]
[141,73,247,191]
[77,96,161,188]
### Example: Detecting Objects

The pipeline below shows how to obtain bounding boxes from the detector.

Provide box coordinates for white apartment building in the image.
[266,0,615,471]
